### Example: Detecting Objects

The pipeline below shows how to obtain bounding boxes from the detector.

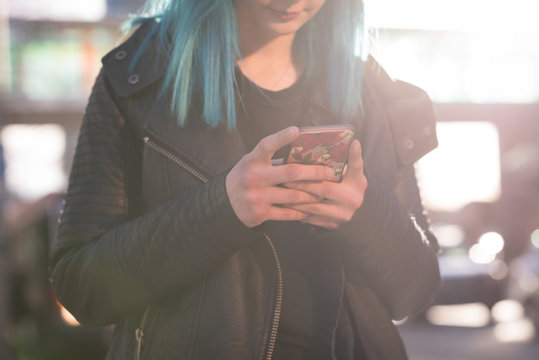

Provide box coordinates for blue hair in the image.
[132,0,366,128]
[297,0,366,122]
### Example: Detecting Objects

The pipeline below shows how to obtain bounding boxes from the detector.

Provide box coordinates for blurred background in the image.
[0,0,539,359]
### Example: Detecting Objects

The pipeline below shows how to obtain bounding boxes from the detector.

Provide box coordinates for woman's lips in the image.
[269,8,302,21]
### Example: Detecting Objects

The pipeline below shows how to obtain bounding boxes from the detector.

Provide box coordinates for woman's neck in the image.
[236,14,302,91]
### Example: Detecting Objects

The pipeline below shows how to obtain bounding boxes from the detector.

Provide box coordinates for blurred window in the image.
[1,124,66,200]
[6,0,142,101]
[9,23,116,100]
[415,121,501,212]
[8,0,106,21]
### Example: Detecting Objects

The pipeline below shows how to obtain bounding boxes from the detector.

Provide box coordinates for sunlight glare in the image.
[367,0,539,103]
[60,306,80,327]
[367,0,539,34]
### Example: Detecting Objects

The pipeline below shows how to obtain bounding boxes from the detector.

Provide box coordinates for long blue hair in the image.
[131,0,366,128]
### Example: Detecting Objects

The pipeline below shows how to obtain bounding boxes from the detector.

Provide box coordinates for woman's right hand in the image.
[226,126,336,228]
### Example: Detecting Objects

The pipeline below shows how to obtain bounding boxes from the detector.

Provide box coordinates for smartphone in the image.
[284,125,355,182]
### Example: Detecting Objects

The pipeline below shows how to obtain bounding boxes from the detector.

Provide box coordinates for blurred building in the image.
[0,1,141,359]
[0,142,5,194]
[107,0,145,17]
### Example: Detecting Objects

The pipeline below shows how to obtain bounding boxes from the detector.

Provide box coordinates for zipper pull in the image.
[135,328,144,360]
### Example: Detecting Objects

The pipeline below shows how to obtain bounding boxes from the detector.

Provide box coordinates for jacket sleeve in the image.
[336,166,440,321]
[50,72,259,326]
[331,59,441,320]
[332,59,441,320]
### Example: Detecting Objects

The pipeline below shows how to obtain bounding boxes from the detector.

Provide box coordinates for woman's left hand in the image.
[283,139,368,230]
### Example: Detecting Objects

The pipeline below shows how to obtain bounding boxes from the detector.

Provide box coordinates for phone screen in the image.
[284,125,355,182]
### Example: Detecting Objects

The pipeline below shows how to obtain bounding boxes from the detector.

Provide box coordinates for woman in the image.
[50,0,441,359]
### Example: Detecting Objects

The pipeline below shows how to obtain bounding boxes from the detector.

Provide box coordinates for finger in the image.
[343,140,364,179]
[263,163,335,185]
[286,201,340,219]
[288,200,356,223]
[300,215,340,230]
[283,181,336,200]
[265,206,307,222]
[252,126,299,162]
[265,187,323,205]
[287,180,365,213]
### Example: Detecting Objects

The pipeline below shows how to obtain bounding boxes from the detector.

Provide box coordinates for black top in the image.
[235,69,307,153]
[235,70,364,360]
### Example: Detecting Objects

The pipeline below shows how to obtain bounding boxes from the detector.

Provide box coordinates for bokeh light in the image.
[469,232,505,265]
[469,244,496,265]
[531,229,539,248]
[431,224,465,248]
[478,232,505,255]
[491,300,525,323]
[426,303,491,327]
[494,319,536,343]
[488,260,509,281]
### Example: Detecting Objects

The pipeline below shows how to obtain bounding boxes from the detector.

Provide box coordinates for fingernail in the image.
[353,140,360,153]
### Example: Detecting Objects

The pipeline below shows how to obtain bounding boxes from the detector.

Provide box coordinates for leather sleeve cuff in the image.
[203,172,263,249]
[335,171,409,247]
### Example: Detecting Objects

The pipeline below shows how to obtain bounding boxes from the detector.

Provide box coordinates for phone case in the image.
[284,125,355,182]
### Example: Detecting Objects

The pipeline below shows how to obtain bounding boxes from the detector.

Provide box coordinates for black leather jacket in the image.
[50,21,440,360]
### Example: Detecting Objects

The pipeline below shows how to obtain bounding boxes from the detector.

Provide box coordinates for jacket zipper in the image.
[139,135,283,360]
[143,136,208,183]
[262,234,283,360]
[134,306,150,360]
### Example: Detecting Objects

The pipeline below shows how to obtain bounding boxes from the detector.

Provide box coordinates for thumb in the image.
[252,126,299,162]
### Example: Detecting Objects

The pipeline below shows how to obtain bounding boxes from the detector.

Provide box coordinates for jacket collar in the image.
[143,103,248,178]
[102,20,247,177]
[102,20,167,98]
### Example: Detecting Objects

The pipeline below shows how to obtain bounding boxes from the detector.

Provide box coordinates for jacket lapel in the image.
[143,102,248,178]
